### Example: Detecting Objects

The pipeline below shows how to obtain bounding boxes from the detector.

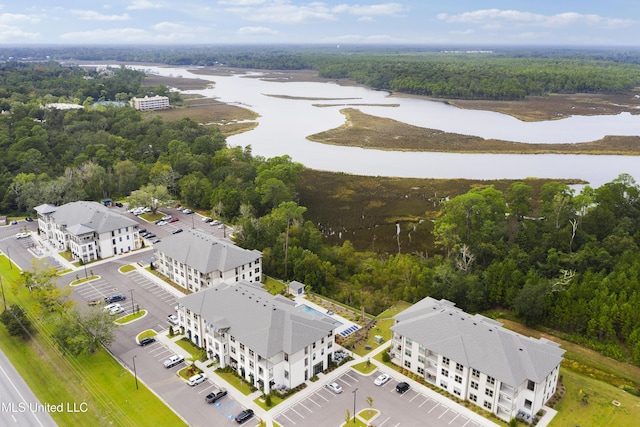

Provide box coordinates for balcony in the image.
[499,383,517,398]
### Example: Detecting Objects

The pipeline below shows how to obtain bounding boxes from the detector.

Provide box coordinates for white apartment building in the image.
[130,95,169,111]
[154,229,262,292]
[34,201,140,262]
[390,297,564,423]
[178,281,337,394]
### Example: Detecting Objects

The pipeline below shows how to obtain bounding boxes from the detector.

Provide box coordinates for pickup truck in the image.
[205,387,227,404]
[163,354,185,368]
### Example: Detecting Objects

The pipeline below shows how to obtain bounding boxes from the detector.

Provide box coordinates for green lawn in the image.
[550,368,640,427]
[352,360,377,375]
[69,275,99,285]
[254,393,285,410]
[215,370,254,396]
[175,337,204,360]
[0,255,186,427]
[376,301,412,319]
[263,276,287,295]
[353,318,394,356]
[119,264,136,273]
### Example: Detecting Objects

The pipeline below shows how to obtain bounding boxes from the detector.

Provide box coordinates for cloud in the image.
[332,3,405,16]
[237,26,279,35]
[71,10,130,21]
[0,13,42,25]
[437,9,632,29]
[59,27,195,43]
[224,2,335,24]
[0,25,39,42]
[126,0,167,10]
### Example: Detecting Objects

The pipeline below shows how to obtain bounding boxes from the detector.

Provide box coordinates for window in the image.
[470,381,478,390]
[524,399,532,409]
[487,376,495,385]
[417,367,425,375]
[456,363,464,372]
[472,369,480,378]
[483,401,492,410]
[230,336,236,343]
[406,338,413,346]
[453,388,461,396]
[455,375,462,384]
[442,357,450,366]
[240,343,245,351]
[284,370,289,379]
[240,355,245,363]
[418,355,425,363]
[404,360,411,368]
[527,380,535,391]
[231,347,236,354]
[469,393,477,403]
[284,353,288,362]
[440,380,448,388]
[441,368,449,377]
[405,349,412,357]
[249,350,254,357]
[485,389,493,398]
[249,361,254,369]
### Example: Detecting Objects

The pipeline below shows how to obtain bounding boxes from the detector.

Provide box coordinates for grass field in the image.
[0,255,186,427]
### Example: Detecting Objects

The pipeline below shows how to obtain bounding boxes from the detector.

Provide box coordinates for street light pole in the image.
[129,289,135,313]
[6,247,12,270]
[133,355,139,390]
[83,262,88,279]
[352,387,358,424]
[0,276,6,310]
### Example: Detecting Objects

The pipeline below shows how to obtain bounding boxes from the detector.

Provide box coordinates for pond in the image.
[137,65,640,188]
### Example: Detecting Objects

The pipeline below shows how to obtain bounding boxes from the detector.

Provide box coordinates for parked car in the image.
[137,228,147,234]
[183,209,194,214]
[138,337,156,346]
[25,217,34,222]
[15,232,30,239]
[205,387,228,403]
[374,373,390,386]
[187,373,207,386]
[163,354,185,368]
[172,228,183,234]
[114,202,123,207]
[396,382,410,393]
[325,381,343,394]
[161,215,172,221]
[167,314,179,325]
[202,217,213,223]
[152,239,161,244]
[10,220,17,225]
[105,294,126,304]
[107,304,124,316]
[144,233,157,239]
[87,298,102,306]
[168,217,179,223]
[234,409,254,424]
[155,220,166,226]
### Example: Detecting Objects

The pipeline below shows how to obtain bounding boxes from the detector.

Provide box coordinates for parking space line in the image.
[289,407,305,419]
[337,377,352,388]
[418,397,430,407]
[298,401,312,413]
[377,416,391,427]
[279,412,297,425]
[409,393,421,402]
[428,402,440,413]
[449,413,460,424]
[306,396,322,407]
[314,391,329,401]
[438,407,450,418]
[343,372,359,382]
[198,383,214,394]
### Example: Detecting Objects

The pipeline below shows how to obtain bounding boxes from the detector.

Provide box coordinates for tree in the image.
[0,305,33,339]
[19,259,72,316]
[129,184,170,213]
[52,307,116,355]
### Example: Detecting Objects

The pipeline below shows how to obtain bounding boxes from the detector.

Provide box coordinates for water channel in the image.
[138,65,640,189]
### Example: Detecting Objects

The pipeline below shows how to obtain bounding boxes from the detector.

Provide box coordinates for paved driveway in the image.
[274,369,487,427]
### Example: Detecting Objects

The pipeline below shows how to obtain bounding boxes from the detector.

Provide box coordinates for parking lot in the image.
[274,369,486,427]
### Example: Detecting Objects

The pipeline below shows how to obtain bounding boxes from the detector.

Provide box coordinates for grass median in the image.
[0,255,186,427]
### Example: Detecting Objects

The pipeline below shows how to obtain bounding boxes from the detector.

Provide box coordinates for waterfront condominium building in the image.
[390,297,564,423]
[130,95,169,111]
[153,228,262,292]
[34,201,140,262]
[177,281,337,394]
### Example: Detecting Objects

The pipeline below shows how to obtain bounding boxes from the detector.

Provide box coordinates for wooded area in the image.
[2,55,640,371]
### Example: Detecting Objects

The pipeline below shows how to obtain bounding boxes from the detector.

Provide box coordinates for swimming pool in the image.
[298,304,343,327]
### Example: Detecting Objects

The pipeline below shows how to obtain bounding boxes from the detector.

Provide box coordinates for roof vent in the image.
[473,322,477,325]
[461,317,464,320]
[488,329,493,332]
[519,348,523,351]
[449,313,452,316]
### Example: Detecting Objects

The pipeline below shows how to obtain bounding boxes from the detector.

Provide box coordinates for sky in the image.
[1,1,639,46]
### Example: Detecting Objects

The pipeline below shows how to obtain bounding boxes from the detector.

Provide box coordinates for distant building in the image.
[178,281,337,394]
[34,201,140,262]
[153,229,262,292]
[390,297,564,423]
[130,95,169,111]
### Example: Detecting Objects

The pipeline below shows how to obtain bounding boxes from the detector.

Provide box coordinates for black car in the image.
[105,294,126,304]
[25,217,34,222]
[115,202,123,207]
[396,381,410,394]
[144,233,157,239]
[235,409,254,424]
[137,228,147,234]
[205,387,227,404]
[172,228,183,234]
[139,337,156,346]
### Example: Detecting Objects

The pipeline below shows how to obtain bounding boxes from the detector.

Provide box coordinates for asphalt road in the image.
[0,347,58,427]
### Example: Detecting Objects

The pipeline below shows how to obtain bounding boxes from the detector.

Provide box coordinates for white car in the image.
[187,373,207,386]
[161,215,172,221]
[163,354,185,368]
[156,220,167,226]
[108,304,125,316]
[15,232,30,239]
[167,314,179,325]
[325,381,343,394]
[374,373,390,386]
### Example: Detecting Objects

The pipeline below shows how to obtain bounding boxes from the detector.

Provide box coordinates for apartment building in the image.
[390,297,564,423]
[34,201,140,262]
[130,95,169,111]
[178,281,337,394]
[153,229,262,292]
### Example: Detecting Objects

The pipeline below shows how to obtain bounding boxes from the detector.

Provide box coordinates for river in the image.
[136,65,640,188]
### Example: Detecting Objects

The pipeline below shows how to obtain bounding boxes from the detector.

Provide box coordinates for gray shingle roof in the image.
[154,229,261,273]
[391,297,564,386]
[179,282,335,358]
[49,201,137,234]
[34,204,58,215]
